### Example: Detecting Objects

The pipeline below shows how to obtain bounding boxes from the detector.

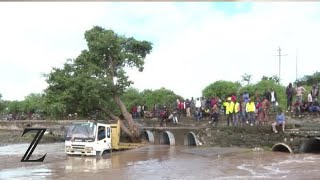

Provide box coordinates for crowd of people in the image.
[145,82,319,132]
[289,83,320,117]
[1,112,45,120]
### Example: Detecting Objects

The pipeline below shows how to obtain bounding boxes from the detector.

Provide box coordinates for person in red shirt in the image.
[211,97,216,108]
[178,100,184,116]
[231,94,237,103]
[131,105,137,119]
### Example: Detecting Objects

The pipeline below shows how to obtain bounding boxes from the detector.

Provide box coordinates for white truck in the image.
[65,120,141,156]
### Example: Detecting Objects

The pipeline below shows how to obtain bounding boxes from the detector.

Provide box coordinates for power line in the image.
[274,47,288,85]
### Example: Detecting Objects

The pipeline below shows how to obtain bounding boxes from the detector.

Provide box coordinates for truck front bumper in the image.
[65,147,96,156]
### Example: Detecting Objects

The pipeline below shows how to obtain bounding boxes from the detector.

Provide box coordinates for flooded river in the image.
[1,143,320,180]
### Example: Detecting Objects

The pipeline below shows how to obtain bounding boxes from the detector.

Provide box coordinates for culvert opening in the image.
[299,138,320,153]
[144,132,149,141]
[160,131,175,145]
[142,130,154,143]
[272,143,293,153]
[184,132,198,146]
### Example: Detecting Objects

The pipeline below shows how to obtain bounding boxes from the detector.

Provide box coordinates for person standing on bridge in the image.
[270,88,278,112]
[233,100,240,126]
[261,98,270,124]
[195,98,202,121]
[295,83,306,118]
[246,98,256,126]
[185,99,191,117]
[286,83,294,112]
[172,109,179,125]
[226,97,234,126]
[210,102,220,126]
[311,84,319,103]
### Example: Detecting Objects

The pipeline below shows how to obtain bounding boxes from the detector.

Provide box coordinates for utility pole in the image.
[275,47,288,85]
[296,49,298,82]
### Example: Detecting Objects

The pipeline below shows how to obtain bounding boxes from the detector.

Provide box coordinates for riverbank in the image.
[0,129,64,146]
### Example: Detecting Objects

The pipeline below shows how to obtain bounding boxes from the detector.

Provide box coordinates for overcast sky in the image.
[1,2,320,101]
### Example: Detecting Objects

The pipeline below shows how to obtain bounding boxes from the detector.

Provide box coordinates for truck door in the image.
[97,125,112,150]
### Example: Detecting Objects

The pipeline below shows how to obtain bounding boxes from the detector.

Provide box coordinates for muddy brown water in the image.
[1,143,320,180]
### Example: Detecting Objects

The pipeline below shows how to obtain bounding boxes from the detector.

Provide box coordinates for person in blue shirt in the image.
[272,110,286,133]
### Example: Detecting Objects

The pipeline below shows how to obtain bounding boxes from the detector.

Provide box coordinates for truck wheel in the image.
[101,150,109,156]
[96,151,102,157]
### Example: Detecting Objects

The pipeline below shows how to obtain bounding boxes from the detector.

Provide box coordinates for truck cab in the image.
[65,122,112,156]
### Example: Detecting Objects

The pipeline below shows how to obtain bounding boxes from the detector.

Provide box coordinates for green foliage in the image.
[261,75,279,84]
[302,86,312,101]
[202,80,241,99]
[0,94,4,112]
[0,93,46,116]
[23,93,45,113]
[43,57,117,119]
[121,88,143,111]
[241,80,286,107]
[6,100,24,114]
[140,88,183,110]
[297,71,320,86]
[121,87,183,112]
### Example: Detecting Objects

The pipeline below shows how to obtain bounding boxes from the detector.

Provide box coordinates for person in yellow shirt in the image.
[226,97,234,126]
[223,98,228,115]
[233,100,240,126]
[246,98,256,126]
[204,108,210,119]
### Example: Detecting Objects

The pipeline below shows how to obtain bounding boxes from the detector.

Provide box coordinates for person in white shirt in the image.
[195,98,202,120]
[195,98,201,109]
[270,88,277,112]
[137,105,141,119]
[307,92,313,105]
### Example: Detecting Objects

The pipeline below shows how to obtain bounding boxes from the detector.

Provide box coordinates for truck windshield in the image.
[66,123,96,141]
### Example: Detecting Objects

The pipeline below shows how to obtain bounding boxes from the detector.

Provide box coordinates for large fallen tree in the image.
[44,26,153,142]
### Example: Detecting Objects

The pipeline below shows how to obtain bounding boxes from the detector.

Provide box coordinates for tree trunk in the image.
[113,95,141,142]
[100,107,135,141]
[105,55,141,142]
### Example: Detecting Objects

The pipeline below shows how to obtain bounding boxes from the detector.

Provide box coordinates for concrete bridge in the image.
[141,127,203,146]
[1,120,320,154]
[141,126,320,154]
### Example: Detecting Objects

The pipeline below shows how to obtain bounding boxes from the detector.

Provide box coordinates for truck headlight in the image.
[65,146,71,149]
[85,147,93,151]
